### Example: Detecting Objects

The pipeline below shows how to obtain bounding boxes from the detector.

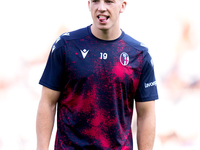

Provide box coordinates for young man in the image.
[36,0,158,150]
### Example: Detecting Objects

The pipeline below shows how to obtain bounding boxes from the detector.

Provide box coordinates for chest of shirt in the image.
[65,41,138,78]
[63,39,143,84]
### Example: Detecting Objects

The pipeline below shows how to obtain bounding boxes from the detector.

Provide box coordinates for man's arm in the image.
[36,86,61,150]
[136,100,156,150]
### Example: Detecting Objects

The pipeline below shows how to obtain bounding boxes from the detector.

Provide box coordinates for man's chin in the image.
[96,24,110,32]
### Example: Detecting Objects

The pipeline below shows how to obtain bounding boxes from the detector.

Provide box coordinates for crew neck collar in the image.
[87,25,124,43]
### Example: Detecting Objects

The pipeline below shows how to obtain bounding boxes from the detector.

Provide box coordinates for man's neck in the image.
[91,25,122,41]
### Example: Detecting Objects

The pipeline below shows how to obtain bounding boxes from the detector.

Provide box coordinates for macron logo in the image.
[80,49,89,59]
[145,81,157,88]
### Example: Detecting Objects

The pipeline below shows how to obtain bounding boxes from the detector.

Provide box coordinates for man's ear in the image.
[88,0,91,11]
[120,1,127,13]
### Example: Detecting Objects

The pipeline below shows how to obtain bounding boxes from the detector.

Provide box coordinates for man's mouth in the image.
[97,15,109,22]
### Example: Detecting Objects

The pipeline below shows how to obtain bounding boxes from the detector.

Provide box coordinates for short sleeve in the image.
[135,51,158,102]
[39,37,66,91]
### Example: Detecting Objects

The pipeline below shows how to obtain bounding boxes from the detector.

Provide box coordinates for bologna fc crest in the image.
[120,52,129,66]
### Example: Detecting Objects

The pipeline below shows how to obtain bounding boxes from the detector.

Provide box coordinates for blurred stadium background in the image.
[0,0,200,149]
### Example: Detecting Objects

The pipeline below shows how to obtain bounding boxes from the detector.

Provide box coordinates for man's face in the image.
[88,0,126,31]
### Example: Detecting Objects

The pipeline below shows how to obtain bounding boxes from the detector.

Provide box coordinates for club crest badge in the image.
[120,52,129,66]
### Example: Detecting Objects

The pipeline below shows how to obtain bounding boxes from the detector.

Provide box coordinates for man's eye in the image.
[106,0,114,3]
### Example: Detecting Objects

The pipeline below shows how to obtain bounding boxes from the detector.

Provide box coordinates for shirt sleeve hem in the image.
[135,95,159,102]
[39,80,62,91]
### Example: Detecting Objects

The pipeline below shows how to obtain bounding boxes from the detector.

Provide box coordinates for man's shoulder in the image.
[60,26,89,41]
[51,26,89,53]
[122,32,148,52]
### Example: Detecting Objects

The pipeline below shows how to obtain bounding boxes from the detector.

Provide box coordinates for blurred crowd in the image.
[154,18,200,150]
[0,0,200,149]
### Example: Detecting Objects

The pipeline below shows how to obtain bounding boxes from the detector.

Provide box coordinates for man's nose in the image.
[98,1,107,11]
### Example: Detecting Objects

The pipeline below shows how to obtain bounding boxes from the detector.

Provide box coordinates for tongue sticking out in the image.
[98,16,108,22]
